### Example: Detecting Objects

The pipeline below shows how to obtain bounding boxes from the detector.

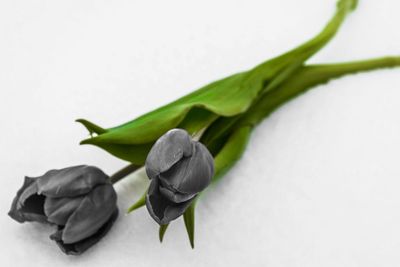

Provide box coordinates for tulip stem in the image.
[109,163,140,184]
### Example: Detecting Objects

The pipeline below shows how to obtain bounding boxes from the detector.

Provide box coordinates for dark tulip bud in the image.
[8,165,118,255]
[145,129,214,224]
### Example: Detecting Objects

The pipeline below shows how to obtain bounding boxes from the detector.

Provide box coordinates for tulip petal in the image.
[159,141,214,194]
[8,177,47,223]
[44,196,84,225]
[17,179,38,208]
[61,184,117,244]
[146,178,194,225]
[37,165,108,197]
[145,129,193,179]
[50,208,118,255]
[159,180,196,203]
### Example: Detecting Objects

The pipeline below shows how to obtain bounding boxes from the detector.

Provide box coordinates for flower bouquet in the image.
[8,0,400,255]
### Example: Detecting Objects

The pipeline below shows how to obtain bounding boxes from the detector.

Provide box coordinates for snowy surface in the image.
[1,0,400,266]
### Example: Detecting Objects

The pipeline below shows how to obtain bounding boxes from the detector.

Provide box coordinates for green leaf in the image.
[159,224,169,243]
[80,72,249,145]
[137,55,400,247]
[183,202,196,249]
[237,56,400,128]
[154,55,400,248]
[78,0,357,164]
[206,55,400,183]
[177,108,218,136]
[212,126,252,182]
[127,190,147,213]
[201,56,400,149]
[76,119,106,135]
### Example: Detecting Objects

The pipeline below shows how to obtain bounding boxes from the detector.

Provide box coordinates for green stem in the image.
[248,0,357,93]
[109,163,140,184]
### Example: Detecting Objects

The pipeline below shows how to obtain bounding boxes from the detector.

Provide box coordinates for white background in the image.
[1,0,400,266]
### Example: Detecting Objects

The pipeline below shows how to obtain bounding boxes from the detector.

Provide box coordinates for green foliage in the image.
[237,57,400,128]
[127,55,400,247]
[76,0,400,249]
[77,0,357,166]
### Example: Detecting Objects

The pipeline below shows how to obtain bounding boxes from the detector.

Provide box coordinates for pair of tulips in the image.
[9,0,400,256]
[9,129,213,255]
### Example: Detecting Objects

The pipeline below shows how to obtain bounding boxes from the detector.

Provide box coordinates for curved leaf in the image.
[126,56,400,211]
[237,56,400,128]
[78,0,357,165]
[176,54,400,248]
[201,56,400,149]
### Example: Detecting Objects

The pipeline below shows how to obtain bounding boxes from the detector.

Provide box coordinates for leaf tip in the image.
[127,193,147,213]
[183,203,196,250]
[76,118,107,135]
[159,224,169,243]
[79,138,94,145]
[126,203,144,213]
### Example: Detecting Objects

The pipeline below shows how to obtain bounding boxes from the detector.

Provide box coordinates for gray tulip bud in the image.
[8,165,118,255]
[145,129,214,224]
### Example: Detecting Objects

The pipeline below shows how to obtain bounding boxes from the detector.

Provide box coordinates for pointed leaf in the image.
[159,224,169,243]
[75,119,107,135]
[127,190,147,213]
[183,202,196,249]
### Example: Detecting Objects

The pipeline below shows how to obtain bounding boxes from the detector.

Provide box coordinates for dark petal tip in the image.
[8,209,24,223]
[9,176,47,223]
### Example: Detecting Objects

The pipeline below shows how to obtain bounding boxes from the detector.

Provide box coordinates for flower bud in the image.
[145,129,214,224]
[8,165,118,255]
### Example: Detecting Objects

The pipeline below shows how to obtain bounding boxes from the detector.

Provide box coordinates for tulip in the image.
[145,129,214,224]
[8,165,118,255]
